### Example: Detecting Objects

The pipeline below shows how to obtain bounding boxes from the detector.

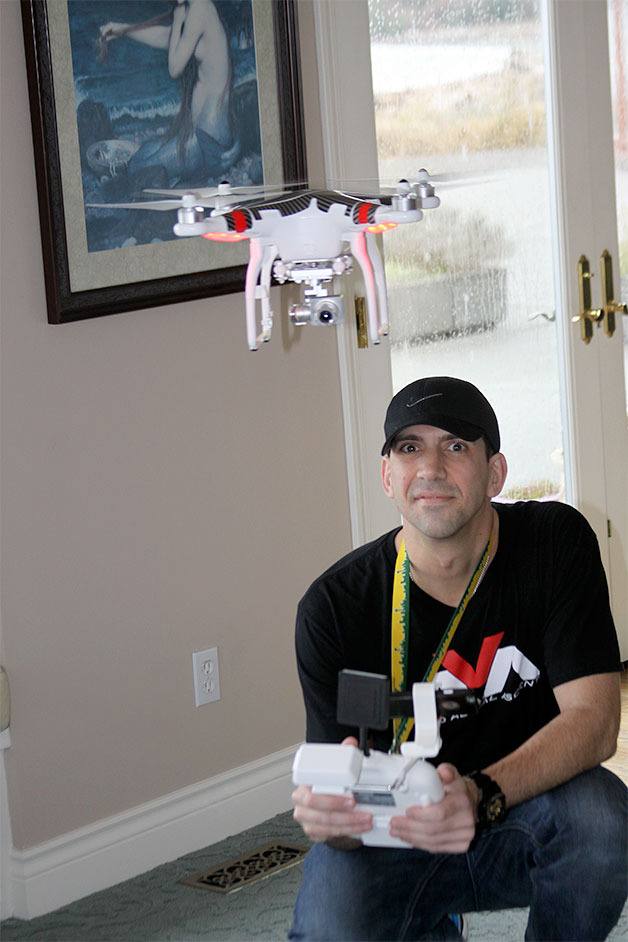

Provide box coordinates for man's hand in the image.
[292,737,373,843]
[388,763,478,853]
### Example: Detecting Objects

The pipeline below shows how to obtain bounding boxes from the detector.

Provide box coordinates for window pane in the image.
[368,0,566,501]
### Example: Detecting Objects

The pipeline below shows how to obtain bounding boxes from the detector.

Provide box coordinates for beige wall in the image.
[0,0,352,849]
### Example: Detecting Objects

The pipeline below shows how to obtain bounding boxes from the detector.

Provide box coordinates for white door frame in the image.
[314,0,405,547]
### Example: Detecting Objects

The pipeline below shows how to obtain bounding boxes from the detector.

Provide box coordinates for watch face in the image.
[468,773,507,828]
[485,794,505,822]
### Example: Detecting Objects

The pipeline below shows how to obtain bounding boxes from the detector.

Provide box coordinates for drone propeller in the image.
[143,183,292,200]
[409,169,499,190]
[330,169,496,192]
[413,168,492,185]
[87,192,229,212]
[87,198,191,212]
[87,189,290,213]
[88,179,309,214]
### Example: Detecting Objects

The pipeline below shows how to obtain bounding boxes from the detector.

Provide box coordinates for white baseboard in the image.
[8,744,299,920]
[1,743,15,921]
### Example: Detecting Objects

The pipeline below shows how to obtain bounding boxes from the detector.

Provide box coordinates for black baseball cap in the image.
[381,376,500,456]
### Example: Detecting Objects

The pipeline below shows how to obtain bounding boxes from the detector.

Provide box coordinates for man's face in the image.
[381,424,506,540]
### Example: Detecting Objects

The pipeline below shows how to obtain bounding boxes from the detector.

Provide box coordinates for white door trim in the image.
[314,0,404,547]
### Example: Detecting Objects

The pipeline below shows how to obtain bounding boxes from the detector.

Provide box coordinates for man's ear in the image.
[381,456,393,498]
[487,452,508,498]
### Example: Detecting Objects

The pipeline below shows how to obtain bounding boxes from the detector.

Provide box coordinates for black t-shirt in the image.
[295,501,621,774]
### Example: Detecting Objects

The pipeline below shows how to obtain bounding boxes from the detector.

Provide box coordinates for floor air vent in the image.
[181,842,309,894]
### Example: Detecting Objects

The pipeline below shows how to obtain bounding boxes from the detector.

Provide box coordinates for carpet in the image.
[2,811,626,940]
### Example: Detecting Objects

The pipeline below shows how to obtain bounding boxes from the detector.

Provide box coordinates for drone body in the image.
[180,189,427,350]
[89,175,443,351]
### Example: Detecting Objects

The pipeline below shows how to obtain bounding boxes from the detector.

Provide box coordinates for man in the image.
[290,376,626,941]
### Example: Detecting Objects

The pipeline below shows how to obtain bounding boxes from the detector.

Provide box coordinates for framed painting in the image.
[21,0,307,323]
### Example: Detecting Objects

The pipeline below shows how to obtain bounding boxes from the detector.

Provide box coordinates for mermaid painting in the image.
[98,0,240,181]
[68,0,263,250]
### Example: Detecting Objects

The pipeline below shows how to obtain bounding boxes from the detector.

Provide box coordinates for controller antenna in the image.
[337,670,390,756]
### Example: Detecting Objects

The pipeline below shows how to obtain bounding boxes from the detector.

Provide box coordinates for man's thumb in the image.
[436,762,458,784]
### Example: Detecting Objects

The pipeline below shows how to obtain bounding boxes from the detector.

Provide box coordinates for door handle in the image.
[599,250,627,338]
[572,255,603,344]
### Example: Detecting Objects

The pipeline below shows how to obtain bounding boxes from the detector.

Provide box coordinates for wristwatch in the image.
[466,771,507,829]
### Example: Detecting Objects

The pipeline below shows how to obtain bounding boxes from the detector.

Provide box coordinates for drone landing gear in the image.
[366,233,389,338]
[245,239,278,351]
[348,231,390,344]
[258,245,278,345]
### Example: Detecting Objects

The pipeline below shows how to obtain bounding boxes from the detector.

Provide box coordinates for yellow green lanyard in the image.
[390,528,494,752]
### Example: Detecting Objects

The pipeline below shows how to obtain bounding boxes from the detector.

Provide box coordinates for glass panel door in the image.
[312,0,627,649]
[368,0,566,502]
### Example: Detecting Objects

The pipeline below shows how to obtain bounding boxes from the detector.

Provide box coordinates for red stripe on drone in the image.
[442,632,505,689]
[357,203,372,225]
[231,210,248,233]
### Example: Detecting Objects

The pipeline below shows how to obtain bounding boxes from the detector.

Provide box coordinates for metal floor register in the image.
[181,842,309,894]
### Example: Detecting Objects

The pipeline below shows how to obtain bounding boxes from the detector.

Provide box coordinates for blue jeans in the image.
[289,767,627,941]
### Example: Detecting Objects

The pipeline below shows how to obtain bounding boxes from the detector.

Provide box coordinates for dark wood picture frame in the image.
[20,0,307,324]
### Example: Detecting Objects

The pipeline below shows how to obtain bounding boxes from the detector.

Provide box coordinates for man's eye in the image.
[399,443,417,454]
[448,440,466,452]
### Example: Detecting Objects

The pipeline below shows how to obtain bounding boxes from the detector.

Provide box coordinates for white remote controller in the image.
[292,742,444,847]
[292,680,446,848]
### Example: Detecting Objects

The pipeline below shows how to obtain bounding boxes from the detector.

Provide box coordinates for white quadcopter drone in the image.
[89,173,444,351]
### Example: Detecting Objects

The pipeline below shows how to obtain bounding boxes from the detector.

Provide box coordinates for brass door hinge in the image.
[355,296,368,349]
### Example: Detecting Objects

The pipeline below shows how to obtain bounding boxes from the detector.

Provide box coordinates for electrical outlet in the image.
[192,647,221,706]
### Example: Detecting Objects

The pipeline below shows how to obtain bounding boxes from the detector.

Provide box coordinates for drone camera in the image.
[289,296,345,327]
[312,297,344,325]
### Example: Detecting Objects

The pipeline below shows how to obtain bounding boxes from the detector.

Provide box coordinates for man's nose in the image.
[415,448,446,479]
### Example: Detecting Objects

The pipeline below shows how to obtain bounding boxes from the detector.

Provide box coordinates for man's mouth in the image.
[413,493,454,501]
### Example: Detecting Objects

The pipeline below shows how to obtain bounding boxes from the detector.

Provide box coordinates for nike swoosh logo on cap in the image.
[406,393,444,408]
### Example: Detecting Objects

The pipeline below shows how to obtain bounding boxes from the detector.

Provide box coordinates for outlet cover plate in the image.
[192,647,221,706]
